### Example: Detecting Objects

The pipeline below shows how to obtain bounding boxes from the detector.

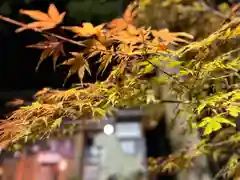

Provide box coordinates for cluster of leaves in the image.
[147,17,240,178]
[138,0,240,178]
[0,1,239,179]
[0,2,193,147]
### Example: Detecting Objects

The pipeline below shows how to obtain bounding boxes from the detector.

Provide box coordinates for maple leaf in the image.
[63,22,105,38]
[107,25,149,46]
[97,47,114,75]
[34,87,51,97]
[123,1,139,24]
[82,39,106,51]
[61,52,91,84]
[5,98,25,107]
[151,29,194,46]
[232,3,240,18]
[127,24,140,35]
[16,3,65,32]
[27,35,65,71]
[107,18,128,31]
[107,1,138,32]
[148,38,168,51]
[118,57,129,74]
[117,43,135,54]
[111,30,142,44]
[76,39,106,61]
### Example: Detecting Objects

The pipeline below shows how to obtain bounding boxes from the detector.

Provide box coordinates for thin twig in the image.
[139,28,190,90]
[0,14,85,47]
[0,149,6,164]
[160,99,193,104]
[206,138,240,148]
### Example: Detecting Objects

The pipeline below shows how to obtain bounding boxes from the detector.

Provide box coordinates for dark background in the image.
[0,0,237,90]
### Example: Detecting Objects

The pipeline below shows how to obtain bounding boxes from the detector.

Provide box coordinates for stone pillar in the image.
[162,83,212,180]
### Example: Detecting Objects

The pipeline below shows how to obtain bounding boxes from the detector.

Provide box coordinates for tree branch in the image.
[160,99,193,104]
[206,138,240,148]
[199,0,229,19]
[0,14,85,47]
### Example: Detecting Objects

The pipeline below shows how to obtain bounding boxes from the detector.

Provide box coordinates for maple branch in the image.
[206,138,240,148]
[0,14,84,47]
[199,0,229,19]
[145,58,190,90]
[108,49,191,90]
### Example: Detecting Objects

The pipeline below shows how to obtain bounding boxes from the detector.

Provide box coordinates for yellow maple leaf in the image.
[16,3,65,32]
[61,52,91,84]
[65,22,105,37]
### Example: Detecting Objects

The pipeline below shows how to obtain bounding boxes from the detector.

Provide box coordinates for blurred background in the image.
[0,0,239,180]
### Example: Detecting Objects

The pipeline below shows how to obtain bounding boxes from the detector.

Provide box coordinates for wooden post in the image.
[235,164,240,180]
[16,152,26,180]
[71,132,85,180]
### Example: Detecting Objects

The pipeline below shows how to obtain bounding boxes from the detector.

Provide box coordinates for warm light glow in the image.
[0,167,3,175]
[103,124,114,135]
[37,152,61,164]
[58,159,68,171]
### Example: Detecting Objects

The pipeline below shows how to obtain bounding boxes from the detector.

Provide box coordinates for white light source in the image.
[103,124,114,135]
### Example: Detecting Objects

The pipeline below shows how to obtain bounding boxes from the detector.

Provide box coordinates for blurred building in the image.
[0,104,147,180]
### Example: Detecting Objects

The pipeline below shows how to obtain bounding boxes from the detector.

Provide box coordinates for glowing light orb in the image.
[103,124,114,135]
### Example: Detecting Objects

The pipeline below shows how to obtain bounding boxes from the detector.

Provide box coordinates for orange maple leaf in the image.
[107,1,138,31]
[34,87,51,97]
[151,29,193,46]
[16,3,65,32]
[123,1,139,24]
[5,98,25,107]
[107,18,128,30]
[27,35,65,71]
